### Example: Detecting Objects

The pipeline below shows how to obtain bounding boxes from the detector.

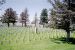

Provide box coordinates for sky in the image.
[0,0,52,21]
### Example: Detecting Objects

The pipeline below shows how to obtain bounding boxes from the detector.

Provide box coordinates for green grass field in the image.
[0,27,75,50]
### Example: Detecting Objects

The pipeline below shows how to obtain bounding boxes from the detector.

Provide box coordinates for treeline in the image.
[0,8,49,27]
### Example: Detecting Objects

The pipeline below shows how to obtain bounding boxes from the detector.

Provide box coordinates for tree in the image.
[64,0,75,11]
[48,0,75,42]
[49,9,57,28]
[0,0,5,5]
[40,8,48,27]
[0,0,6,24]
[2,8,17,27]
[20,8,29,27]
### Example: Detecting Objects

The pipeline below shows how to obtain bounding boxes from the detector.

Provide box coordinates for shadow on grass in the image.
[51,37,75,44]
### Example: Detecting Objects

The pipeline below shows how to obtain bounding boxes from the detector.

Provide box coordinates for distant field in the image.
[0,27,75,50]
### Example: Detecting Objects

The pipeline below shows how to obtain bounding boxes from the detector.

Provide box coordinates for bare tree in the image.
[20,8,29,27]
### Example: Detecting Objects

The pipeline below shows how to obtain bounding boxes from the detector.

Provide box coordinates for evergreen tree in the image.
[40,8,48,27]
[48,0,75,42]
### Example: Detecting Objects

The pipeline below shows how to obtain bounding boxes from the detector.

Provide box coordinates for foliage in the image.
[48,0,75,41]
[40,8,48,26]
[2,8,17,27]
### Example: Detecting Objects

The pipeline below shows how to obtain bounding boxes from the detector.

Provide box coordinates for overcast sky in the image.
[0,0,52,21]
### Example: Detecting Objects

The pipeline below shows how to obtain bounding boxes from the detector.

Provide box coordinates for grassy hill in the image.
[0,27,75,50]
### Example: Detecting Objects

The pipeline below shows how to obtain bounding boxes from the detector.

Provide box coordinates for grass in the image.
[0,27,75,50]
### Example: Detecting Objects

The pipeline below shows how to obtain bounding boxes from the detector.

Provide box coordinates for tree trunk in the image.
[66,30,70,42]
[24,22,27,27]
[7,23,10,27]
[13,23,15,27]
[22,23,23,27]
